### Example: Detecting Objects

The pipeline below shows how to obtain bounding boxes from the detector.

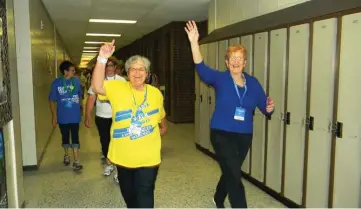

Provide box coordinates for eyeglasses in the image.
[129,67,146,72]
[229,56,245,62]
[106,64,115,68]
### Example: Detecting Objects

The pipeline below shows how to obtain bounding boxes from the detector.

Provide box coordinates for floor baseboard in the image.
[23,165,38,172]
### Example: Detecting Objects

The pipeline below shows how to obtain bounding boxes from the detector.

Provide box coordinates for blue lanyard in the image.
[131,86,148,111]
[233,75,247,107]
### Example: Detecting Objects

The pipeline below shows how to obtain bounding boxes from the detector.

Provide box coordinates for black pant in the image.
[210,129,252,208]
[95,116,112,158]
[116,166,159,208]
[58,123,80,149]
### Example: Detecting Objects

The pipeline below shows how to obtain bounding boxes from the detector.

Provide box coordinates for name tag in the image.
[129,121,142,135]
[234,107,246,121]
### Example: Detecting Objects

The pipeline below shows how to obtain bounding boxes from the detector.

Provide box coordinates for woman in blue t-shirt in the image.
[185,21,275,208]
[49,61,83,171]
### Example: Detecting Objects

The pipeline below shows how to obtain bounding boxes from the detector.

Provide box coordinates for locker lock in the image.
[283,112,291,125]
[305,116,314,131]
[331,121,343,138]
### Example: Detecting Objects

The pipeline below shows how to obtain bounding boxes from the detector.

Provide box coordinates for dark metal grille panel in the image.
[0,0,13,127]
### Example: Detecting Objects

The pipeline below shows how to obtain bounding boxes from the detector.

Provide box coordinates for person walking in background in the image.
[85,56,126,177]
[49,61,84,171]
[185,20,275,208]
[145,72,159,88]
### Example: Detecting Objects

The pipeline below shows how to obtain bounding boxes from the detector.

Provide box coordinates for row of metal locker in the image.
[194,12,361,208]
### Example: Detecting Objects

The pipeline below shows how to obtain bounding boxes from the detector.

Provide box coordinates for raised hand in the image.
[99,39,115,59]
[185,20,199,44]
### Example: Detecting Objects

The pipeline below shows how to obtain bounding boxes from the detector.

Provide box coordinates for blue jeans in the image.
[210,129,252,208]
[117,166,159,208]
[59,123,80,149]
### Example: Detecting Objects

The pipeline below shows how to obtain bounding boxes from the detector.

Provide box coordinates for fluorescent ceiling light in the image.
[85,41,104,44]
[84,47,99,49]
[83,50,98,53]
[89,19,137,24]
[86,33,121,37]
[82,55,96,58]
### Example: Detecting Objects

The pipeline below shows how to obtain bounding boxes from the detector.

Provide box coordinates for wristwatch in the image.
[97,56,108,64]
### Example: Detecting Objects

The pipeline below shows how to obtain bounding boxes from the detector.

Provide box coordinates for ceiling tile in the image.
[41,0,210,64]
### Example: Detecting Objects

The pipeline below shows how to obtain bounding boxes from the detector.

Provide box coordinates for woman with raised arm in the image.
[92,40,167,208]
[185,21,275,208]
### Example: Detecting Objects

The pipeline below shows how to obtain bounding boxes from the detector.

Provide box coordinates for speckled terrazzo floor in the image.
[23,122,287,208]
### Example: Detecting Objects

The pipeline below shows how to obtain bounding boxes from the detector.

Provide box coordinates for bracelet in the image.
[97,56,108,64]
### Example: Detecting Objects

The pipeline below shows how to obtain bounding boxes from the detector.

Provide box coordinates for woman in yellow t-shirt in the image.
[92,40,167,208]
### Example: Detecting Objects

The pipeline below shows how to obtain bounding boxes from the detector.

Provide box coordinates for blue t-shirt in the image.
[196,61,273,134]
[49,77,82,124]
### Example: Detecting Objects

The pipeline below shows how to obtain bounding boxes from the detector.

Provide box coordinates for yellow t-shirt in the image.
[98,80,166,168]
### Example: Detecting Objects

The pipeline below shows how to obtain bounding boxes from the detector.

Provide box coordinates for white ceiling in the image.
[42,0,210,66]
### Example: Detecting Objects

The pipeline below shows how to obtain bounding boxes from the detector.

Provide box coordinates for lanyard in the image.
[61,77,76,95]
[130,85,148,112]
[233,74,247,107]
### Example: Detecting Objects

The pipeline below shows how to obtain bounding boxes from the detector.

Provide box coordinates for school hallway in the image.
[22,122,286,208]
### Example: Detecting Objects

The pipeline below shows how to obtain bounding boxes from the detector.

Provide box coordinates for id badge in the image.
[234,107,246,121]
[129,121,142,135]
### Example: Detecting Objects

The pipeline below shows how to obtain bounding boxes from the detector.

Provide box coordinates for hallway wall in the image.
[13,0,70,167]
[208,0,311,33]
[3,0,25,206]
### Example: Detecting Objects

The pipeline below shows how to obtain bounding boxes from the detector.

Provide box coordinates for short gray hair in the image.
[125,55,151,73]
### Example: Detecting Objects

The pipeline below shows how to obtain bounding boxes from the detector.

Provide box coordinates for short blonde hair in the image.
[225,44,247,61]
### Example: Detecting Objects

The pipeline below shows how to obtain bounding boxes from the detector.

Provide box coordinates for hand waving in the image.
[185,20,199,44]
[99,39,115,59]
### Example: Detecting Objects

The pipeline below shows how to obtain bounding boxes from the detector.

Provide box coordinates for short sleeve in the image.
[158,91,166,123]
[97,80,121,101]
[76,79,83,98]
[48,80,58,101]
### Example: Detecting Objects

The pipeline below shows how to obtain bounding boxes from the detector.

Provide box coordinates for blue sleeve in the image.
[253,78,272,116]
[76,78,83,98]
[195,61,221,87]
[49,80,58,101]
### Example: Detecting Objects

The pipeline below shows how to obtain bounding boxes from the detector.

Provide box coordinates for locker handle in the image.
[335,121,343,138]
[286,112,291,125]
[308,116,314,131]
[200,95,203,103]
[208,96,211,104]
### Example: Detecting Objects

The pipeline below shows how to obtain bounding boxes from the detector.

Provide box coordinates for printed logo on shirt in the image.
[57,86,67,95]
[112,108,160,140]
[57,85,76,96]
[60,95,80,104]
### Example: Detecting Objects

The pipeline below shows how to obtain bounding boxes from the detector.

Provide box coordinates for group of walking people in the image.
[48,20,275,208]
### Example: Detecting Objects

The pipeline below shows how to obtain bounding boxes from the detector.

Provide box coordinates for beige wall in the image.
[14,0,70,166]
[208,0,311,33]
[5,0,25,207]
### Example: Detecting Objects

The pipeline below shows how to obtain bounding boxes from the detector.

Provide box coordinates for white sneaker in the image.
[103,164,114,176]
[114,173,119,184]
